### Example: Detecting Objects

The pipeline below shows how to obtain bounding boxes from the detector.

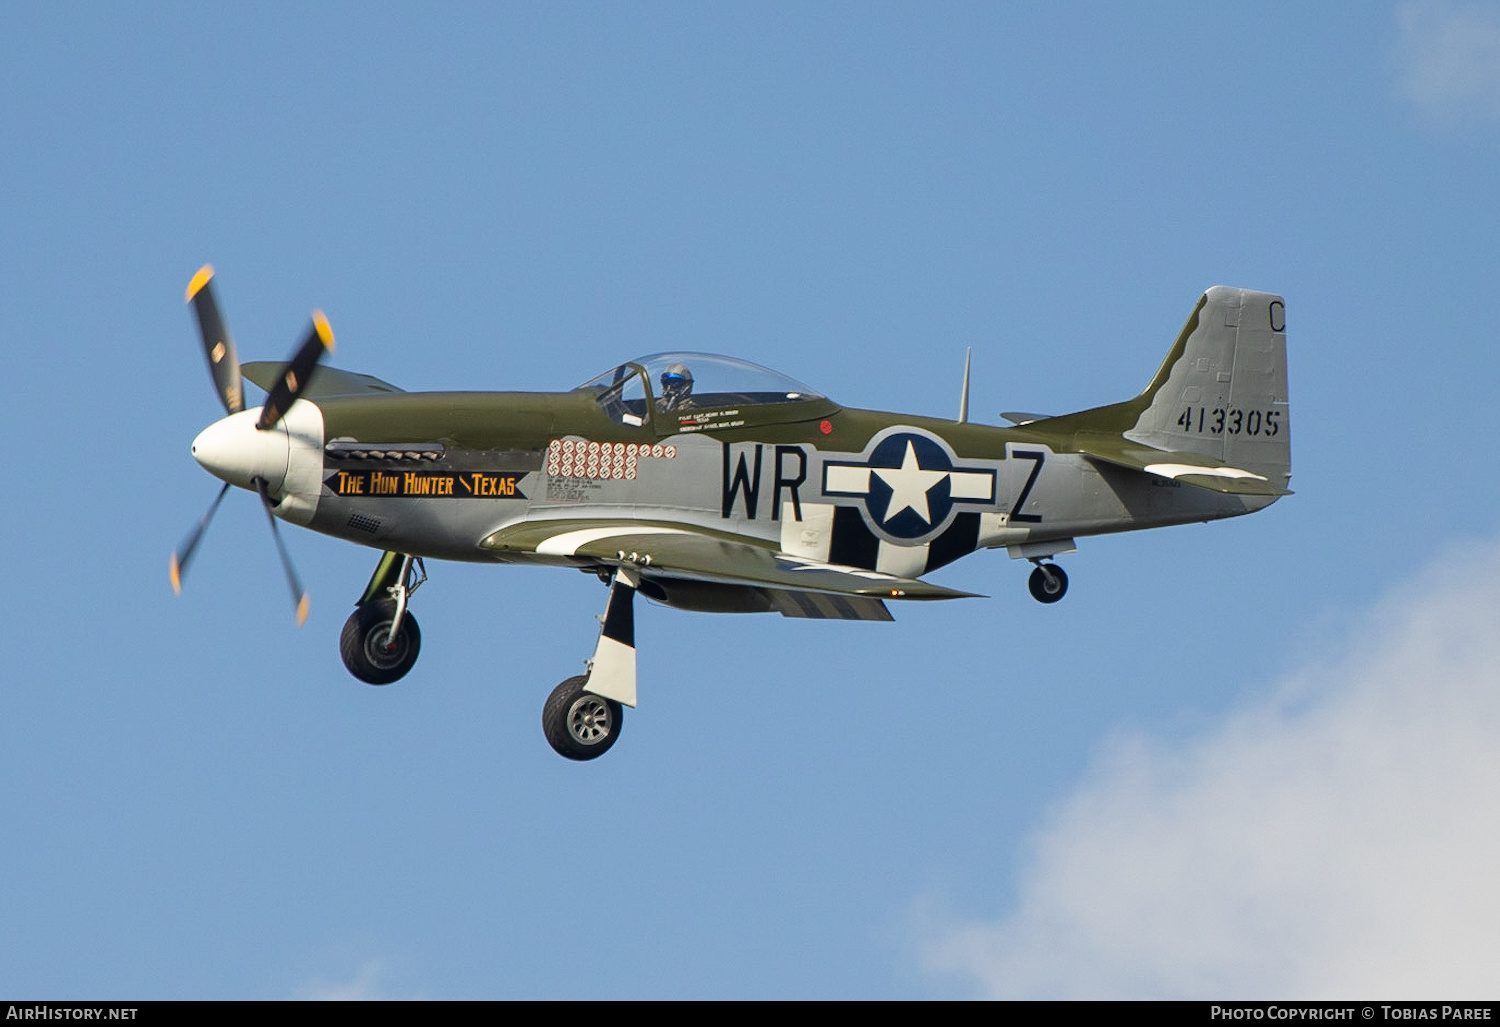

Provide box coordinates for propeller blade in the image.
[254,478,310,627]
[185,265,244,415]
[256,311,336,431]
[169,482,231,594]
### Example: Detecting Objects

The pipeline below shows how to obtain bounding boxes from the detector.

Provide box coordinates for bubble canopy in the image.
[577,352,823,406]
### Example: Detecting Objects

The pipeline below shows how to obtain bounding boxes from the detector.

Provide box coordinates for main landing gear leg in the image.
[1027,560,1069,604]
[542,568,637,761]
[340,551,426,684]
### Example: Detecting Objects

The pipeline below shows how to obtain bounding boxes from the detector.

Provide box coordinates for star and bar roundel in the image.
[822,428,996,542]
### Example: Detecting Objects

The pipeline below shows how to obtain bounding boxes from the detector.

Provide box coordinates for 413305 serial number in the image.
[1176,407,1283,437]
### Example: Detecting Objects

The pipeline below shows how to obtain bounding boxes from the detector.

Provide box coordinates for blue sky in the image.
[4,2,1500,999]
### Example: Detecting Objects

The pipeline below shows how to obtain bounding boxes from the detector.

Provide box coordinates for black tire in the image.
[339,600,421,685]
[1027,563,1069,604]
[542,675,624,761]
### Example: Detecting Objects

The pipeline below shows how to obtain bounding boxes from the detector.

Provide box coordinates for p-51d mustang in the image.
[171,266,1291,761]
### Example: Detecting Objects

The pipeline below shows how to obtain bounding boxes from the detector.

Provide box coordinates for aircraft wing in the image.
[241,361,405,400]
[1074,436,1292,496]
[481,521,980,601]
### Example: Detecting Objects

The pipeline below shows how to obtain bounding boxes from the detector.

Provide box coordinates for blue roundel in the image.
[862,432,957,540]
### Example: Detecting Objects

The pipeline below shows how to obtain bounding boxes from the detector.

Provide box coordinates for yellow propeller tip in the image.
[169,555,182,595]
[185,264,215,303]
[296,594,310,627]
[312,310,335,352]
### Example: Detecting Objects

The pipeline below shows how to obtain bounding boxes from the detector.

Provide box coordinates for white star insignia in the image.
[873,441,948,525]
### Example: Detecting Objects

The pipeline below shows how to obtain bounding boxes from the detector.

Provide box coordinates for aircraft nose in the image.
[191,409,290,492]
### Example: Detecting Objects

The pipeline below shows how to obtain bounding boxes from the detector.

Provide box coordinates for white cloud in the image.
[1394,1,1500,124]
[296,960,414,1001]
[919,540,1500,998]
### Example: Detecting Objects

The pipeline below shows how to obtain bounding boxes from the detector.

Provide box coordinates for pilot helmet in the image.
[660,363,693,403]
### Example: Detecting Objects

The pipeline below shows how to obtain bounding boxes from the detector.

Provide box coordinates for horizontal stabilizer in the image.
[1075,436,1292,496]
[1001,411,1053,425]
[242,362,405,400]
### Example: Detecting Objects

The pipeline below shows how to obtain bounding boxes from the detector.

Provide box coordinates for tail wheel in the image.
[340,599,421,684]
[1027,563,1069,604]
[543,675,624,761]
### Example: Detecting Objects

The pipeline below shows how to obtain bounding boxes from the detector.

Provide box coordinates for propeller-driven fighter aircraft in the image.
[172,266,1291,760]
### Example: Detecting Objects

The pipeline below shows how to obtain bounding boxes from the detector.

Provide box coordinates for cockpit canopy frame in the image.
[576,351,836,433]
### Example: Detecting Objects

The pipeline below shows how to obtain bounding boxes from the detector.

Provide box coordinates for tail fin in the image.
[1123,287,1290,489]
[1037,288,1291,493]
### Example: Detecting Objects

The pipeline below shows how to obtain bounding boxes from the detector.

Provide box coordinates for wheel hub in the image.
[363,622,407,669]
[567,695,613,744]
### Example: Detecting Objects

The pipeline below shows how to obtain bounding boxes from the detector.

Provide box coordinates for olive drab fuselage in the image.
[178,279,1290,760]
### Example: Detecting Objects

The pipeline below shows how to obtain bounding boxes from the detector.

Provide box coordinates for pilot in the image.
[659,363,694,411]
